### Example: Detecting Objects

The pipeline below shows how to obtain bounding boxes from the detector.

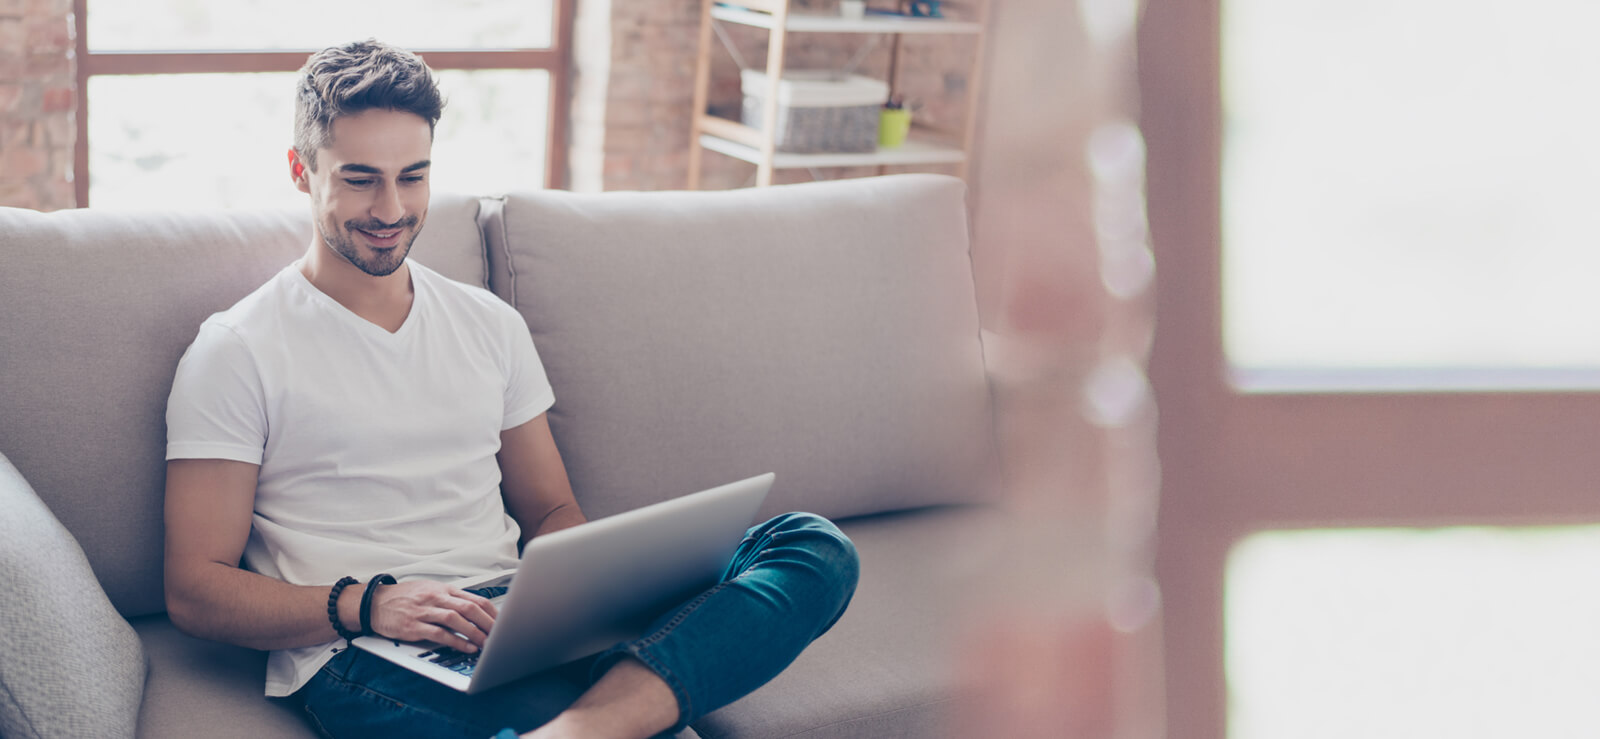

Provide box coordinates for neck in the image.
[299,241,414,328]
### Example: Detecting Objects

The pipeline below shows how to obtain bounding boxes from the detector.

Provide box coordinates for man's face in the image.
[294,109,432,277]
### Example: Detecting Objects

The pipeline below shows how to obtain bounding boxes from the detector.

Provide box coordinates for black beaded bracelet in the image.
[327,576,360,642]
[360,573,397,637]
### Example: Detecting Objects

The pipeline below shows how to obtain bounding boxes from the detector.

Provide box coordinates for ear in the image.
[287,148,311,193]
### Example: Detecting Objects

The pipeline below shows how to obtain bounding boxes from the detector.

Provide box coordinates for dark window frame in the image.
[1140,2,1600,737]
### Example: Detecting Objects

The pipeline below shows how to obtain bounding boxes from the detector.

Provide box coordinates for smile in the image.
[355,227,404,248]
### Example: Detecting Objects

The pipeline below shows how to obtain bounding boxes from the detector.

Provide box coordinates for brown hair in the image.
[293,39,444,171]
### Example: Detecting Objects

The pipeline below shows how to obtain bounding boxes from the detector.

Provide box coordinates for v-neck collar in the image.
[288,260,423,341]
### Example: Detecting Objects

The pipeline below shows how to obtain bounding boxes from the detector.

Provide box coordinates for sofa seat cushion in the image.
[131,617,707,739]
[127,506,1014,739]
[485,175,999,523]
[691,504,1012,739]
[132,617,313,738]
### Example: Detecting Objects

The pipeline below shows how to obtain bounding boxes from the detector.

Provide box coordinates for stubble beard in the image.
[318,214,423,277]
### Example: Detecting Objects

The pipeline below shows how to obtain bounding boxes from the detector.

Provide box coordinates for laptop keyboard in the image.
[411,584,508,677]
[418,645,480,675]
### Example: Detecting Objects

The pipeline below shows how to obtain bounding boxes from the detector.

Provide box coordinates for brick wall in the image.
[582,0,704,191]
[0,0,74,211]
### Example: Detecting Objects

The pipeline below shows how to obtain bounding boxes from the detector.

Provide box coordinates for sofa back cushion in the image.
[485,174,998,521]
[0,194,488,617]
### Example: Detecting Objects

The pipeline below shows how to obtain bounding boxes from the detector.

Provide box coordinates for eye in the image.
[344,178,375,187]
[402,175,426,184]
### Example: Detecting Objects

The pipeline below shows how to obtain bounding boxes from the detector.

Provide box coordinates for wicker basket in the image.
[741,71,889,154]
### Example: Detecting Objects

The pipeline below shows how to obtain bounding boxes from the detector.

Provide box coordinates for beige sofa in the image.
[0,174,1009,738]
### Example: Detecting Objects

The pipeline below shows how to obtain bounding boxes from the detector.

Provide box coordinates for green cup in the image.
[878,107,912,148]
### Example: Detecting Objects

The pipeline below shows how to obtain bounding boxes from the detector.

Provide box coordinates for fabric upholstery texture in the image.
[0,452,147,739]
[130,617,315,739]
[486,175,999,521]
[692,505,1011,738]
[0,195,486,617]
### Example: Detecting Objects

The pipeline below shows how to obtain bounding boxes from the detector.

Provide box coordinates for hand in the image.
[368,580,498,654]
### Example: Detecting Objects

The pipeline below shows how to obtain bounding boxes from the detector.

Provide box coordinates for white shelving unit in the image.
[687,0,987,188]
[699,134,967,169]
[709,5,983,34]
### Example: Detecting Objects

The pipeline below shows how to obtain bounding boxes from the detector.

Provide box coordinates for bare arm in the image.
[499,413,588,546]
[164,458,497,653]
[163,458,358,650]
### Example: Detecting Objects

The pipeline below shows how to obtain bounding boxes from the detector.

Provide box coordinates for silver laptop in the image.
[353,472,774,694]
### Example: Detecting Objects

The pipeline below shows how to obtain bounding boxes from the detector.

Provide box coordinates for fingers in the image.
[370,581,498,650]
[424,623,482,655]
[449,590,497,641]
[454,587,499,620]
[433,605,490,648]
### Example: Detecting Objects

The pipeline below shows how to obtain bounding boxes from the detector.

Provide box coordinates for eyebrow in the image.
[335,160,431,175]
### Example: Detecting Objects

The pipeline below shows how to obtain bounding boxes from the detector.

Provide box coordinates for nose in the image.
[372,182,405,225]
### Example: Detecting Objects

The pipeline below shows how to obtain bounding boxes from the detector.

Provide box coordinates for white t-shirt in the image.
[165,259,555,696]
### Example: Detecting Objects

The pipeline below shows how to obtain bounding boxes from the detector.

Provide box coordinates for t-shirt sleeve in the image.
[500,309,556,431]
[166,321,269,464]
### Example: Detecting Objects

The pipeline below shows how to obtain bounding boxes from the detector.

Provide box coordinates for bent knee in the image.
[770,512,860,591]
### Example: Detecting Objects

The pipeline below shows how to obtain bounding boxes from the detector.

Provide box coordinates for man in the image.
[164,39,858,739]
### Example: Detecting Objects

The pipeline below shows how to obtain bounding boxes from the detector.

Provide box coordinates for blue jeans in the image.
[293,512,859,739]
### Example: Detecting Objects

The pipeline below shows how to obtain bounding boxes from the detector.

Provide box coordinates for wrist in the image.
[337,582,364,635]
[327,575,362,642]
[359,573,397,636]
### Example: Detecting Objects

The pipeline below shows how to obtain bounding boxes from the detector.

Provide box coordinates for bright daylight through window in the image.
[82,0,557,209]
[1220,1,1600,734]
[1222,0,1600,387]
[1227,527,1600,739]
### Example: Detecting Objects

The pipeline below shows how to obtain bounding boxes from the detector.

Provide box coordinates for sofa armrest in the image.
[0,452,147,739]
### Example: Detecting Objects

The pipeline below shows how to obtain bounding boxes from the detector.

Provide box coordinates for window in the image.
[1228,527,1600,739]
[1140,2,1600,737]
[1222,0,1600,389]
[1217,8,1600,728]
[74,0,573,208]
